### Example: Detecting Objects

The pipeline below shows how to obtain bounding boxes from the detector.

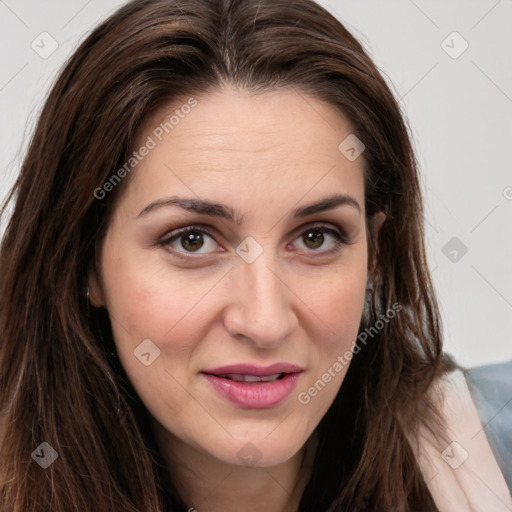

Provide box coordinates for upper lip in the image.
[202,363,303,377]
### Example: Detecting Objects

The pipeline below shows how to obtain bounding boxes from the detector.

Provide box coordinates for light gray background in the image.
[1,0,511,368]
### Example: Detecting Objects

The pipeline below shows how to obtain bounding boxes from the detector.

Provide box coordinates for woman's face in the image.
[90,86,371,468]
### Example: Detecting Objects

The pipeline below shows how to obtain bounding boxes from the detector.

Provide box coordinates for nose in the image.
[222,254,299,349]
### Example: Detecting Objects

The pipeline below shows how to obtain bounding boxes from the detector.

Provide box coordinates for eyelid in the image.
[157,224,222,259]
[287,224,351,259]
[289,221,350,244]
[156,221,352,259]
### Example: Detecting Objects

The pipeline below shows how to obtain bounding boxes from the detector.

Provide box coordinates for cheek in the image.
[294,271,367,428]
[101,240,218,342]
[296,262,367,349]
[101,253,219,420]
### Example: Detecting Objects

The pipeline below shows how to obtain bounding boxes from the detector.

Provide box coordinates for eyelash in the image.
[156,223,352,261]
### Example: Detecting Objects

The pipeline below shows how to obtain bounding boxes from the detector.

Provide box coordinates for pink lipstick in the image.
[201,363,303,409]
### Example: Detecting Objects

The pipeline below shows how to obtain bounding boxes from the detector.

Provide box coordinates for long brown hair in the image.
[0,0,457,510]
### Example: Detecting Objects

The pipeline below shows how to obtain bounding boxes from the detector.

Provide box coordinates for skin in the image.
[89,85,385,512]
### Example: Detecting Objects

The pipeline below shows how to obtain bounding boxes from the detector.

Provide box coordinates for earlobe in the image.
[87,269,105,308]
[371,210,386,234]
[367,211,386,278]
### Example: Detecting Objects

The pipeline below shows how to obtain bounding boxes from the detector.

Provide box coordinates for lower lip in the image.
[201,372,302,409]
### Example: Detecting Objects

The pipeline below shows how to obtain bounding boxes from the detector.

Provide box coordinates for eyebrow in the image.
[137,193,361,223]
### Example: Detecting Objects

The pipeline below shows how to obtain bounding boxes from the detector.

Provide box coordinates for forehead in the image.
[141,86,356,158]
[120,86,365,217]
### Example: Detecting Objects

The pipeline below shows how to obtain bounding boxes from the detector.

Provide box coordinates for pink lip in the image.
[203,363,303,376]
[201,363,303,409]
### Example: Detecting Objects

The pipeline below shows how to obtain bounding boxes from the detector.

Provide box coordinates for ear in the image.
[367,210,386,279]
[87,267,106,308]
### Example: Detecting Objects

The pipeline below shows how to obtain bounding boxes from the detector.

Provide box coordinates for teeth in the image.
[220,373,284,382]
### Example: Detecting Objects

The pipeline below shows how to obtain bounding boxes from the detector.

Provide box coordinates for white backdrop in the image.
[0,0,510,368]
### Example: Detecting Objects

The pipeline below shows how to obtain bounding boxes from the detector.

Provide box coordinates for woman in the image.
[0,0,510,510]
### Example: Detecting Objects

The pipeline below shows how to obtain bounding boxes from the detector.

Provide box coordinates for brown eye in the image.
[159,227,219,255]
[303,230,325,249]
[293,226,345,253]
[180,231,205,252]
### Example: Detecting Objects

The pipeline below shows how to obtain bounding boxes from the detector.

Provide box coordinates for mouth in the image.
[200,363,303,409]
[208,372,287,383]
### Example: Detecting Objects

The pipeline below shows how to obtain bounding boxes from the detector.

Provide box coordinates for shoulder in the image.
[407,365,512,511]
[464,361,512,493]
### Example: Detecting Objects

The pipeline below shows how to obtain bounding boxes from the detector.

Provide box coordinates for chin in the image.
[206,435,306,469]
